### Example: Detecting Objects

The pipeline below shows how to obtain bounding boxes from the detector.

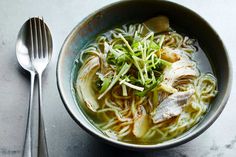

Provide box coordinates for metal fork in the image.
[29,17,53,157]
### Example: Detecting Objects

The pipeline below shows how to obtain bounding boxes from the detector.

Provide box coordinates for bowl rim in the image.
[56,0,232,150]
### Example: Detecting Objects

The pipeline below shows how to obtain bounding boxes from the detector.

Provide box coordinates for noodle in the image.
[74,16,217,144]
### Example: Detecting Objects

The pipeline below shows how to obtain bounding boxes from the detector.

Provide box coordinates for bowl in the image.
[56,0,232,150]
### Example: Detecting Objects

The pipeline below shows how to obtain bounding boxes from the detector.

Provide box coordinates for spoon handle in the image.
[22,71,35,157]
[37,73,49,157]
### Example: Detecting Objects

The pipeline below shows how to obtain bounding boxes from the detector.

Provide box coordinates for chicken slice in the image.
[152,89,195,123]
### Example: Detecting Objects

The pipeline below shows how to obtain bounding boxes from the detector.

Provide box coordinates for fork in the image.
[29,17,53,157]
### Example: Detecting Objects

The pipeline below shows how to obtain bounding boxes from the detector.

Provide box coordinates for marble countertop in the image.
[0,0,235,157]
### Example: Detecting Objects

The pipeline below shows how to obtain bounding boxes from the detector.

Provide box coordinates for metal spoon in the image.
[16,19,36,157]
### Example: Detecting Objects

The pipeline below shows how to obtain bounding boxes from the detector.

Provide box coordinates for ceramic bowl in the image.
[57,0,232,150]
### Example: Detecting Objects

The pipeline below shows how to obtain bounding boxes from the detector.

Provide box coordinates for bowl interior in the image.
[57,0,231,150]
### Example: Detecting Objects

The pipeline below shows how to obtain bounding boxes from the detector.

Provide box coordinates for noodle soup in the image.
[72,16,217,144]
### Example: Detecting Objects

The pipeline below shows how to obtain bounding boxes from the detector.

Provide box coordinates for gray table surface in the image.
[0,0,236,157]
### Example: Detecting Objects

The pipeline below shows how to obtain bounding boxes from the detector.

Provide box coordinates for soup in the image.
[73,16,217,144]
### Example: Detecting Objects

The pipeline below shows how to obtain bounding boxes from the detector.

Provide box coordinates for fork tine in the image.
[29,18,34,59]
[38,17,43,58]
[33,17,38,58]
[42,17,48,59]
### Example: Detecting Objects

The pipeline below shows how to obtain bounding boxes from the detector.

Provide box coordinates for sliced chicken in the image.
[163,58,199,87]
[152,89,195,123]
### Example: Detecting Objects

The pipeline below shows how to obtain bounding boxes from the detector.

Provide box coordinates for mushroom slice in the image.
[152,89,195,124]
[161,52,180,63]
[133,106,150,138]
[143,16,170,33]
[157,49,180,63]
[76,56,100,112]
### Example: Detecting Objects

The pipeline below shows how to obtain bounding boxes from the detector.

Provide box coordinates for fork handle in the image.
[37,73,49,157]
[22,71,35,157]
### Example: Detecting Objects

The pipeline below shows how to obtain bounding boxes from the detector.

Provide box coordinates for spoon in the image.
[16,19,36,157]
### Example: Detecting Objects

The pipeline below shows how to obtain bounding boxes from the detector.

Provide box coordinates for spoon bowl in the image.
[16,20,34,72]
